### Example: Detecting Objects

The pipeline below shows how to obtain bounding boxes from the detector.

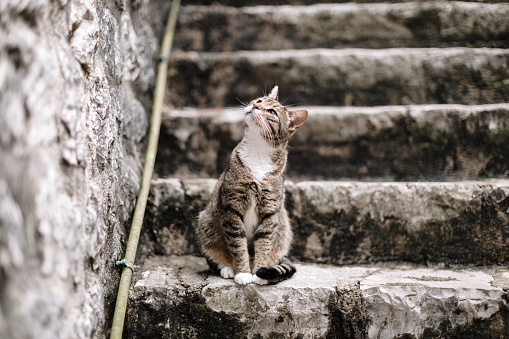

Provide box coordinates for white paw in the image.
[220,266,235,279]
[252,275,269,285]
[234,272,253,285]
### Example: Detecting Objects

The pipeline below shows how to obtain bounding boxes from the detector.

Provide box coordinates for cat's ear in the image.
[289,109,308,131]
[268,86,279,100]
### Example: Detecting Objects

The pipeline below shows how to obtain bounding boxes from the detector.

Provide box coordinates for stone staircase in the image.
[126,1,509,338]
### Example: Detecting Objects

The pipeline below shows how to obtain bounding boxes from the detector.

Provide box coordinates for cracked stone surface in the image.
[125,255,509,339]
[361,268,507,338]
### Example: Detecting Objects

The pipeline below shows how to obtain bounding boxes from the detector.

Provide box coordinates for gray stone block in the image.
[176,2,509,51]
[140,178,509,266]
[288,180,509,265]
[167,48,509,107]
[125,255,509,338]
[176,0,509,7]
[156,104,509,180]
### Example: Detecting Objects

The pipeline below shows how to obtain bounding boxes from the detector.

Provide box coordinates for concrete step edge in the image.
[179,0,508,7]
[172,46,509,60]
[179,0,505,8]
[165,103,509,120]
[179,1,509,11]
[126,255,509,338]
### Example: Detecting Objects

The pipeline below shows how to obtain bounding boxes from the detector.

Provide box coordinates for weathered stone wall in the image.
[0,0,158,338]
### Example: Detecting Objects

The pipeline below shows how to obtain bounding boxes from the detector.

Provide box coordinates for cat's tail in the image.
[255,257,296,284]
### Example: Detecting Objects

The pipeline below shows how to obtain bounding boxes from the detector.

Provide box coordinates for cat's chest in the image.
[243,198,257,241]
[238,132,275,184]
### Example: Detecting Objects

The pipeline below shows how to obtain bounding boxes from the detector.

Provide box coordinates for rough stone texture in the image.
[138,178,214,259]
[179,0,509,6]
[361,268,509,338]
[176,3,509,52]
[288,180,509,265]
[134,0,509,337]
[125,255,509,339]
[0,0,157,338]
[167,48,509,107]
[155,104,509,181]
[138,178,216,259]
[140,178,509,266]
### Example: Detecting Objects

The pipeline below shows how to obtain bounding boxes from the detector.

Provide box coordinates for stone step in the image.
[167,48,509,107]
[125,255,509,339]
[138,178,509,266]
[178,0,508,7]
[176,2,509,52]
[155,104,509,181]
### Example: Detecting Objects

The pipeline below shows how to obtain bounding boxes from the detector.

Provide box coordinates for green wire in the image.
[109,0,181,338]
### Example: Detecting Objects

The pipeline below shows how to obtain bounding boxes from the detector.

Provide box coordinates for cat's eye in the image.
[266,109,277,115]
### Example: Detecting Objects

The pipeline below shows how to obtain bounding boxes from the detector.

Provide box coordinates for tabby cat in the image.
[196,86,308,285]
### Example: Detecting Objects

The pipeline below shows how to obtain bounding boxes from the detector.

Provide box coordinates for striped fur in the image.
[256,257,296,284]
[196,86,307,285]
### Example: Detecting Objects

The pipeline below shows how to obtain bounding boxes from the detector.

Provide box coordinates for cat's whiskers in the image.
[247,109,272,148]
[264,120,279,148]
[258,119,270,140]
[237,97,249,107]
[257,117,275,149]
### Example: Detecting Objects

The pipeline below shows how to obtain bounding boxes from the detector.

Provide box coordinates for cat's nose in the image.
[252,103,258,109]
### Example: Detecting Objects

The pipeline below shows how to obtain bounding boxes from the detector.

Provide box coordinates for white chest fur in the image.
[243,198,257,240]
[238,128,275,184]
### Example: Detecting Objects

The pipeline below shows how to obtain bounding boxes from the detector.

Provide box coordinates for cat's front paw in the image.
[234,272,253,285]
[220,266,235,279]
[252,275,269,285]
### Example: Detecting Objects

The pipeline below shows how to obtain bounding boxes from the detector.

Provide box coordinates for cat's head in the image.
[243,86,308,146]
